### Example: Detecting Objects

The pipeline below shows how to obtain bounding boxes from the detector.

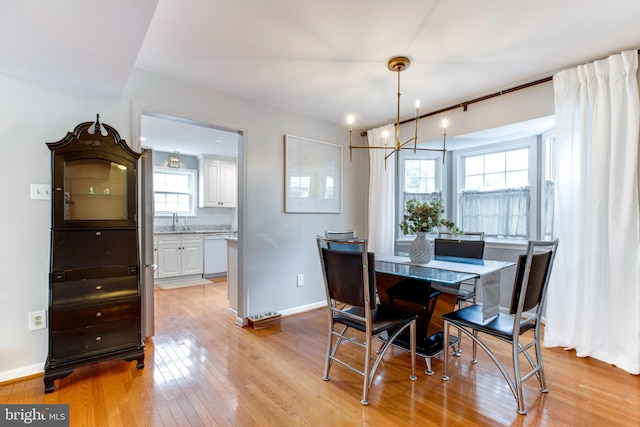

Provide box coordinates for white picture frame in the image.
[284,135,342,213]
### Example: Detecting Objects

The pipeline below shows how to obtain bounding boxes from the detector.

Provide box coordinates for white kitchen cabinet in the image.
[199,155,237,208]
[157,233,203,278]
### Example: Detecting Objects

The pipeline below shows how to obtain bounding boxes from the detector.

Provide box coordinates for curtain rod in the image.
[360,48,640,137]
[360,76,552,137]
[400,76,553,124]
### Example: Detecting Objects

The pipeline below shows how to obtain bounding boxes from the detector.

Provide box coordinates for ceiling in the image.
[140,113,240,158]
[2,0,640,152]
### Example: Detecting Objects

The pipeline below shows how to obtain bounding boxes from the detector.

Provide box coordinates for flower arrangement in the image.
[399,199,462,235]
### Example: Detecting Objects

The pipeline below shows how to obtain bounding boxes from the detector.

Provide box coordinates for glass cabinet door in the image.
[64,158,129,221]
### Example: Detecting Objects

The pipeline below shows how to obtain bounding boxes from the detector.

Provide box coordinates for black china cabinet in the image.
[44,115,144,393]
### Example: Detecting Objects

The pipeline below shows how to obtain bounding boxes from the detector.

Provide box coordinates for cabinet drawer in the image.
[157,234,181,244]
[50,297,139,330]
[52,275,138,304]
[52,230,138,270]
[181,234,203,243]
[50,320,141,363]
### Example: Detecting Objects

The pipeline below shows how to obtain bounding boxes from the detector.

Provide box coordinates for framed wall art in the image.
[284,135,342,213]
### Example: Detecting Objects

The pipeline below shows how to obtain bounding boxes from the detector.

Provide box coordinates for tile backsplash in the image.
[154,207,236,232]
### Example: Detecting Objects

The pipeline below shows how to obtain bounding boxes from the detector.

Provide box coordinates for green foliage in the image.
[399,199,462,235]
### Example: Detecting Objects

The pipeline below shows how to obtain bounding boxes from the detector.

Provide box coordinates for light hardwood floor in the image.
[2,279,639,426]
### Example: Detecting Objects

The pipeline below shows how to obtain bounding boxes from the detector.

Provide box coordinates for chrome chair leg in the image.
[323,324,348,380]
[361,334,372,405]
[441,320,450,381]
[471,329,479,364]
[454,296,464,357]
[424,357,434,375]
[454,284,477,357]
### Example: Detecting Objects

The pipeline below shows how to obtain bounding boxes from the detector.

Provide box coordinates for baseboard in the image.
[278,300,326,317]
[0,363,43,384]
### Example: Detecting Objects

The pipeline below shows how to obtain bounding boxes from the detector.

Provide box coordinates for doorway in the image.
[137,109,244,337]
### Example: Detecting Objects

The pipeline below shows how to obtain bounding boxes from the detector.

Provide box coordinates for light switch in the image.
[31,184,51,200]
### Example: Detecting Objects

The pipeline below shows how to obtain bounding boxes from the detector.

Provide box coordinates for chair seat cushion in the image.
[442,305,535,340]
[334,306,417,336]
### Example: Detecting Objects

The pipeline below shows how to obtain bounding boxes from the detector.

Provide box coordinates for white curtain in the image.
[546,50,640,374]
[460,187,531,238]
[367,124,395,254]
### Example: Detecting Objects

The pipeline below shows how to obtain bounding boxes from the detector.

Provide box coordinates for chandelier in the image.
[347,56,449,174]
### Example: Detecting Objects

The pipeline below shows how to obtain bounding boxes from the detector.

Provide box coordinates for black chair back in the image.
[509,250,553,314]
[434,238,485,259]
[321,247,377,310]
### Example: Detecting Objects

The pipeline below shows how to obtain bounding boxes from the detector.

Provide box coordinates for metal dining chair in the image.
[441,239,559,415]
[434,234,485,355]
[316,237,418,405]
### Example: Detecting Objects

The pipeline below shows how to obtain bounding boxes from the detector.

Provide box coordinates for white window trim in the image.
[451,136,541,242]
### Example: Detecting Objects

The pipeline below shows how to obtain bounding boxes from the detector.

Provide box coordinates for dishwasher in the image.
[203,233,235,277]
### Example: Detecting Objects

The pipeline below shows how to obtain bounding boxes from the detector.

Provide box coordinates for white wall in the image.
[0,69,368,381]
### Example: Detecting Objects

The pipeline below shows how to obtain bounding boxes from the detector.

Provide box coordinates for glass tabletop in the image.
[374,254,515,286]
[374,260,477,285]
[432,255,514,270]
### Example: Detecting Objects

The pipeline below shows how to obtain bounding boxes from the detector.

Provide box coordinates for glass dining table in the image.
[374,254,515,367]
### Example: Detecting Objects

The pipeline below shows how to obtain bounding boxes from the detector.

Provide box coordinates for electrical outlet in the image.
[28,310,46,331]
[296,274,304,287]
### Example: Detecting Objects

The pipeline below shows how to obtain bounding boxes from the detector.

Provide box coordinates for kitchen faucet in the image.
[172,212,178,231]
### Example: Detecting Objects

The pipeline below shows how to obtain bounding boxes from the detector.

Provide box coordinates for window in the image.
[463,148,529,191]
[405,158,438,194]
[397,119,555,245]
[153,167,197,216]
[455,134,554,240]
[399,156,442,239]
[459,146,531,238]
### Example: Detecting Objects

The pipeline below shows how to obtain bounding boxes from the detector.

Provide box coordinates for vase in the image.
[408,232,433,264]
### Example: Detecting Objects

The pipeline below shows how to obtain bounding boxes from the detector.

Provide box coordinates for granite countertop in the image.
[154,228,237,235]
